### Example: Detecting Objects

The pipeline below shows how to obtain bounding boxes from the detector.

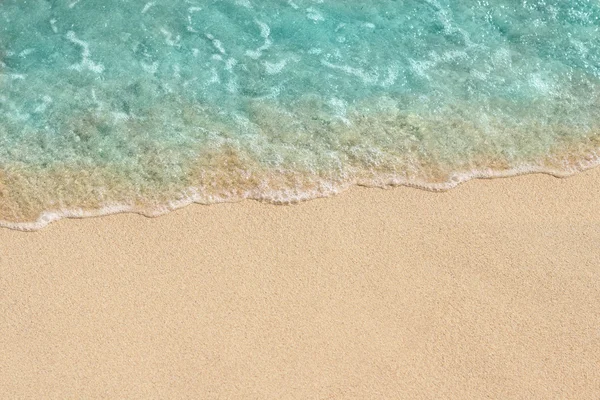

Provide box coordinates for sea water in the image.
[1,0,599,229]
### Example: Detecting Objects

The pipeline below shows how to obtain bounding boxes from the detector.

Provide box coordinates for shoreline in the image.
[1,166,599,398]
[2,157,599,231]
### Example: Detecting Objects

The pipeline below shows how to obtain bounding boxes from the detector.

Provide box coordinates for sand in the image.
[1,167,599,399]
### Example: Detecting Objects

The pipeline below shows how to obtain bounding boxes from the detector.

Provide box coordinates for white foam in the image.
[207,67,221,84]
[141,61,159,74]
[160,28,181,47]
[205,33,226,55]
[235,0,253,8]
[492,48,511,67]
[254,86,281,100]
[141,2,155,14]
[570,39,589,57]
[226,79,238,94]
[34,95,52,113]
[472,70,488,81]
[187,18,198,32]
[19,48,35,58]
[529,73,556,96]
[186,7,202,32]
[1,96,30,121]
[408,58,434,79]
[440,50,469,62]
[321,59,379,85]
[257,19,271,38]
[328,97,351,125]
[425,0,476,47]
[4,159,599,232]
[306,7,324,22]
[380,64,399,87]
[245,20,272,59]
[90,88,99,104]
[50,19,58,33]
[264,59,287,75]
[66,31,105,74]
[225,57,238,72]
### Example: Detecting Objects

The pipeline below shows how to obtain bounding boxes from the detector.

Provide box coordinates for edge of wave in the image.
[2,156,598,232]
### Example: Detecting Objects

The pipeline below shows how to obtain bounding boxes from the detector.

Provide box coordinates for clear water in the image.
[1,0,599,229]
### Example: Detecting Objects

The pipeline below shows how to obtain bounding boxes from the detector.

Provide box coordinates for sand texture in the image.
[1,168,600,399]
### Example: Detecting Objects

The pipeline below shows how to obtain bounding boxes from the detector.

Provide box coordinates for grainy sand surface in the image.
[1,168,599,399]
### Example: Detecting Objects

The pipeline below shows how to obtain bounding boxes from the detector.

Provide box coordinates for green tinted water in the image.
[1,0,599,229]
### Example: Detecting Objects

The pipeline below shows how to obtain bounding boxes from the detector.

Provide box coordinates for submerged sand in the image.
[1,168,599,398]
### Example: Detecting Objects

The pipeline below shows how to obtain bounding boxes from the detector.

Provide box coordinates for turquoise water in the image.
[1,0,599,229]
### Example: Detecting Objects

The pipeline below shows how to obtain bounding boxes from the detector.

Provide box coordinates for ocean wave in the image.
[2,0,600,230]
[2,144,598,231]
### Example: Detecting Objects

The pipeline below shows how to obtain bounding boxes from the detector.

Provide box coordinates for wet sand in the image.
[1,168,599,398]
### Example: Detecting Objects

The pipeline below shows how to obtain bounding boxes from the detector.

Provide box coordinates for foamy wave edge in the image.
[2,159,599,231]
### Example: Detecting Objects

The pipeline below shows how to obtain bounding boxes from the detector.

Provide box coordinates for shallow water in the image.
[1,0,599,229]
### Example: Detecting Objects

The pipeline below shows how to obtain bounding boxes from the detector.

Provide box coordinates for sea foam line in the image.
[2,157,599,232]
[66,31,105,74]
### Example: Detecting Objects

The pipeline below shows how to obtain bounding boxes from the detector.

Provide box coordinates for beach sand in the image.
[1,168,599,399]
